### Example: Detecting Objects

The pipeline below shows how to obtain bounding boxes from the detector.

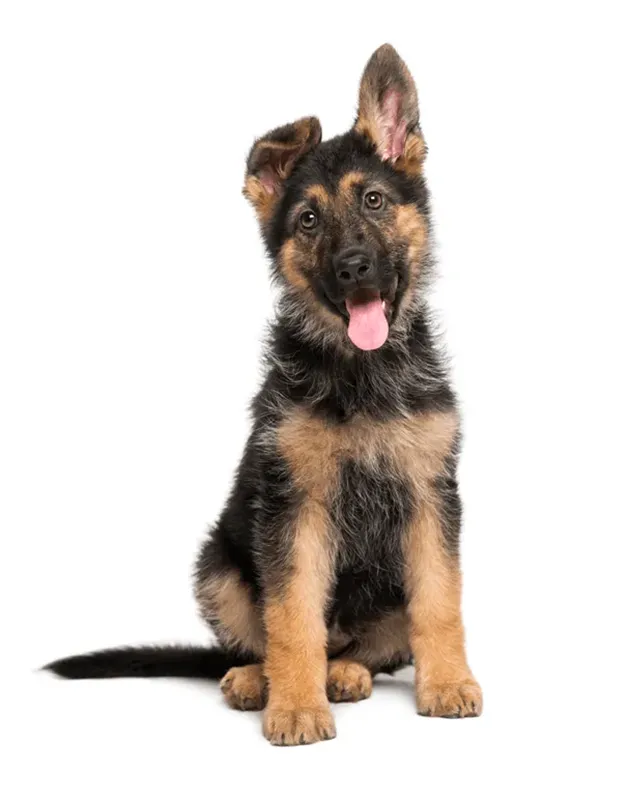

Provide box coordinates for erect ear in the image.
[354,44,426,174]
[243,116,322,222]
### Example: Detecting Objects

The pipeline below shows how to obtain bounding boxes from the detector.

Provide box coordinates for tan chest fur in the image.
[277,407,459,504]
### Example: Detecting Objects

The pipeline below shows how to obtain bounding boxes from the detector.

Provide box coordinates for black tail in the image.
[42,645,253,681]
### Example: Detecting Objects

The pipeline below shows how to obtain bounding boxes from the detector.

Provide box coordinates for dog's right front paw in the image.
[220,664,267,710]
[262,705,336,746]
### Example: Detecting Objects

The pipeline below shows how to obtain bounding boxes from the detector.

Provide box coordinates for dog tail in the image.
[42,644,253,681]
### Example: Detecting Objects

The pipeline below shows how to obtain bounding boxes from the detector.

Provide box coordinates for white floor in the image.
[5,651,622,799]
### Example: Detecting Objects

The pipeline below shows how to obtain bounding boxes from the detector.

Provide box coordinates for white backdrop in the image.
[1,2,626,797]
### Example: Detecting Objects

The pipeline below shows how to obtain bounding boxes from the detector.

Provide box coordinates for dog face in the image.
[244,45,430,352]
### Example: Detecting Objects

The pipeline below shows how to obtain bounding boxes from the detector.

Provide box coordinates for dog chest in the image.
[331,455,413,569]
[276,406,459,503]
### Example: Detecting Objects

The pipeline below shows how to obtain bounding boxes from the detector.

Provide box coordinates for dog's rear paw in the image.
[220,665,267,711]
[417,679,482,718]
[263,705,336,746]
[327,659,372,702]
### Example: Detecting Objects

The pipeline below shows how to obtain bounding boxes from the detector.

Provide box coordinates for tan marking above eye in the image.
[304,184,331,206]
[338,171,366,200]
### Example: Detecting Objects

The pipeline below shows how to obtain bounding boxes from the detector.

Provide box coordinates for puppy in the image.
[45,44,482,746]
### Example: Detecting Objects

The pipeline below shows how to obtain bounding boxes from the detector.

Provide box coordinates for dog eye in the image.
[364,191,384,210]
[299,210,318,231]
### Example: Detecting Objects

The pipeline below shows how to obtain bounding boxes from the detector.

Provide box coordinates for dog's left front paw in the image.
[220,665,267,710]
[417,679,482,718]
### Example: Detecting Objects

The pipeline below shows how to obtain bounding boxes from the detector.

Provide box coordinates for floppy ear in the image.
[243,116,322,222]
[354,44,426,174]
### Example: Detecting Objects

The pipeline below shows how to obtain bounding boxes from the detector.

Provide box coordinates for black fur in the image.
[44,646,253,680]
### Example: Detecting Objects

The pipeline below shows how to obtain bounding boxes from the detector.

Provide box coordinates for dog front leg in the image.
[262,499,336,746]
[404,494,483,718]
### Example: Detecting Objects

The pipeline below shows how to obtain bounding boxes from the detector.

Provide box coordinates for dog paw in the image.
[220,665,267,711]
[417,679,482,718]
[263,705,337,746]
[327,660,372,702]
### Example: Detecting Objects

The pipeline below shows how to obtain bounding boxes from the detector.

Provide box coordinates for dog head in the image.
[244,44,430,352]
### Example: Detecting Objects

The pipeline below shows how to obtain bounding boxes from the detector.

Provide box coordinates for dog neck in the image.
[263,303,455,422]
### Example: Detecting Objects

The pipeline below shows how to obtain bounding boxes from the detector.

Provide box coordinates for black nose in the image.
[333,248,374,287]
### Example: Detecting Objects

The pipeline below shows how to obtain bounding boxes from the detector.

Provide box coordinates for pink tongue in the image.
[346,296,389,351]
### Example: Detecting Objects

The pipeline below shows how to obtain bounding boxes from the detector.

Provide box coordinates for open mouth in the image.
[343,280,398,351]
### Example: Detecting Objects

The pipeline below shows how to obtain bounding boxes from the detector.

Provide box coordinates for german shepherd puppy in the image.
[45,44,482,745]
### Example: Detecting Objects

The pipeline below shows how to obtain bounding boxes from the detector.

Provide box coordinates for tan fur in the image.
[243,174,275,223]
[278,238,311,292]
[304,184,331,206]
[220,659,374,712]
[195,570,265,657]
[338,170,366,202]
[396,205,428,266]
[404,499,482,717]
[278,412,340,500]
[262,498,336,744]
[278,406,458,494]
[396,131,427,176]
[220,664,267,710]
[327,659,372,702]
[262,707,336,746]
[392,203,429,318]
